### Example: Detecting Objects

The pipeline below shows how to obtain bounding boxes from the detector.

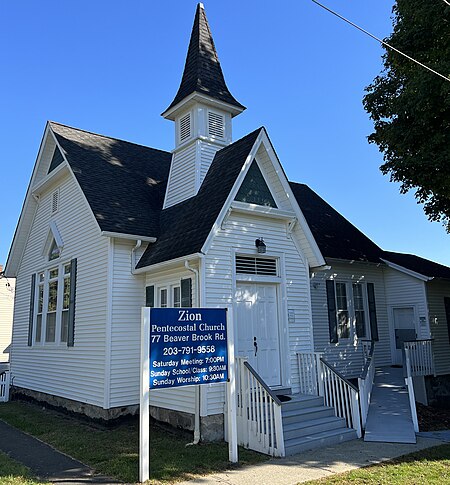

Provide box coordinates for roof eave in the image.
[100,231,157,243]
[161,92,246,120]
[380,258,433,281]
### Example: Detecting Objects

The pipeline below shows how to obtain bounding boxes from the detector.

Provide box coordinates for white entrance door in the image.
[235,284,281,387]
[392,307,417,365]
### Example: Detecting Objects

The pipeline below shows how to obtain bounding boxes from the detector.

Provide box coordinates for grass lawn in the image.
[0,401,267,484]
[304,443,450,485]
[0,451,48,485]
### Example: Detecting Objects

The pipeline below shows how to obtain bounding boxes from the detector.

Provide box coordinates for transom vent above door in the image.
[235,255,278,276]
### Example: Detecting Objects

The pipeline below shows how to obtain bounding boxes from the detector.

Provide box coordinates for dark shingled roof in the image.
[136,127,262,268]
[382,251,450,279]
[50,122,172,238]
[163,3,245,114]
[290,182,383,263]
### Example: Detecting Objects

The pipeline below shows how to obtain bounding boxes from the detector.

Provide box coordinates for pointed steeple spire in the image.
[162,3,245,118]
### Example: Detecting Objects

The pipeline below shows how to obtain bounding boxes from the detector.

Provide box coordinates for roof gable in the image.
[163,3,245,116]
[137,128,325,270]
[136,128,262,268]
[50,122,172,238]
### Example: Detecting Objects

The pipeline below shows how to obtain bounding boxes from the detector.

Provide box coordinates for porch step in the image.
[282,405,335,425]
[273,387,292,397]
[280,394,358,456]
[283,415,348,440]
[284,428,358,456]
[280,395,324,412]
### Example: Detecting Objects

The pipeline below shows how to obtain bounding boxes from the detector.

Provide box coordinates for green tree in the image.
[363,0,450,231]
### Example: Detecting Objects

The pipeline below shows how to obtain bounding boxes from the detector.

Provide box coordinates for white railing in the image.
[404,339,434,377]
[321,360,362,438]
[404,347,419,432]
[297,353,362,438]
[297,352,323,395]
[0,371,10,402]
[236,357,285,457]
[361,340,372,361]
[358,340,375,428]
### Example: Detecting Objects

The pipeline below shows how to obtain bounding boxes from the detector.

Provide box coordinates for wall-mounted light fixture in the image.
[255,238,266,254]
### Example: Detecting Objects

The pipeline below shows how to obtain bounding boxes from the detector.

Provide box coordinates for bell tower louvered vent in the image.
[179,113,191,143]
[235,256,278,276]
[208,111,225,139]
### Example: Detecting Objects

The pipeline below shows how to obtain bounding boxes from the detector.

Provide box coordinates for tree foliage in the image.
[363,0,450,231]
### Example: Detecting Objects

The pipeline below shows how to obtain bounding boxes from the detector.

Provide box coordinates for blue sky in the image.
[1,0,448,268]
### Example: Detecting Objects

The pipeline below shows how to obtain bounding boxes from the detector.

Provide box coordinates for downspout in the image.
[131,240,142,273]
[184,259,201,445]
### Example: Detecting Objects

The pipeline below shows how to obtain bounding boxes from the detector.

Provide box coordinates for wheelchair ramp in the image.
[364,367,416,443]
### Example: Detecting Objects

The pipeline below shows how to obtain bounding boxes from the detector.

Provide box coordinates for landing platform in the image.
[364,366,416,443]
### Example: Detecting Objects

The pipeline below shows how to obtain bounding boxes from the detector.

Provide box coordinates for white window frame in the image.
[33,261,72,347]
[334,281,370,341]
[157,283,182,308]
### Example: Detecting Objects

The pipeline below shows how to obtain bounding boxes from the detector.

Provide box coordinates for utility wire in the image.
[442,0,450,7]
[311,0,450,83]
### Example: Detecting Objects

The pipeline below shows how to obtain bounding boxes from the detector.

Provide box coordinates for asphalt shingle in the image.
[136,127,262,268]
[50,122,172,238]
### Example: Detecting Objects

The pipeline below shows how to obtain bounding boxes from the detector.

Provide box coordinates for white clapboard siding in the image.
[164,144,196,208]
[109,239,146,407]
[310,263,391,377]
[427,279,450,375]
[0,278,15,362]
[141,266,198,415]
[200,142,222,185]
[384,268,429,339]
[204,212,313,415]
[10,173,109,407]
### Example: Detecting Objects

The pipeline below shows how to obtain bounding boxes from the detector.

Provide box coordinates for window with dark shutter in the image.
[326,280,338,343]
[444,297,450,344]
[367,283,379,341]
[181,278,192,307]
[145,286,155,308]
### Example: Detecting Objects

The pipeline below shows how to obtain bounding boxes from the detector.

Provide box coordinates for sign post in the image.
[139,307,235,482]
[139,307,150,483]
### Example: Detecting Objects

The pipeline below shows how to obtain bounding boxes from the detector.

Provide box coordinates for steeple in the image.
[162,4,245,209]
[162,3,245,120]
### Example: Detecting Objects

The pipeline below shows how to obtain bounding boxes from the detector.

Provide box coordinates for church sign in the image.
[149,308,228,389]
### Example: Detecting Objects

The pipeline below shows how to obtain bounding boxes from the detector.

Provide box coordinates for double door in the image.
[235,284,281,387]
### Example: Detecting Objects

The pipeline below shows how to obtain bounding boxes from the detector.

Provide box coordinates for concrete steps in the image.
[279,394,358,456]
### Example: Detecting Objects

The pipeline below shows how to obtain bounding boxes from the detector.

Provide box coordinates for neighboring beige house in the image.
[0,265,15,362]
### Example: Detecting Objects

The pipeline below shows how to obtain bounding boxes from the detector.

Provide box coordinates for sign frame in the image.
[139,307,237,482]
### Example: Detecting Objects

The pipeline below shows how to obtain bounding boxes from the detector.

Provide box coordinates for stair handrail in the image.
[243,361,282,405]
[320,358,362,438]
[236,357,285,457]
[404,347,419,432]
[358,340,375,429]
[403,339,435,377]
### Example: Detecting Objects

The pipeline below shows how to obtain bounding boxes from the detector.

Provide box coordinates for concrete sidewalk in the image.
[175,435,446,485]
[0,420,121,484]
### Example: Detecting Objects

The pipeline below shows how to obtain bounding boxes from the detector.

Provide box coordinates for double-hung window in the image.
[327,280,372,342]
[30,259,76,347]
[158,285,181,308]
